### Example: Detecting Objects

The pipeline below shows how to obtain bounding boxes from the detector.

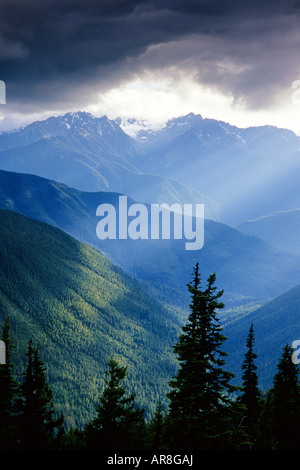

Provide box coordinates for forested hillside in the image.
[223,283,300,390]
[0,209,179,428]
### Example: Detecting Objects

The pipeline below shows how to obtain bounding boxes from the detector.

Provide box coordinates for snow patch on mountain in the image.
[118,118,163,138]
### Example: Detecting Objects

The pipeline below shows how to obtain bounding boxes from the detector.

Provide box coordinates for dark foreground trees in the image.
[0,326,64,450]
[260,344,300,450]
[0,317,18,450]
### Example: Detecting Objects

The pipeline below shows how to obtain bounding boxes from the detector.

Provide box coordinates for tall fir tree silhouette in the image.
[17,339,64,449]
[239,323,261,448]
[167,263,237,450]
[85,356,145,450]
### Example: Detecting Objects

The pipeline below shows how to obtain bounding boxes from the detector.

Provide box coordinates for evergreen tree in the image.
[18,339,64,450]
[239,323,261,448]
[146,399,167,450]
[167,263,237,450]
[0,316,18,449]
[268,344,300,450]
[85,356,145,450]
[59,426,86,450]
[256,392,274,450]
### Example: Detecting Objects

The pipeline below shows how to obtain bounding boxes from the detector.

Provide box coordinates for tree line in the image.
[1,262,300,451]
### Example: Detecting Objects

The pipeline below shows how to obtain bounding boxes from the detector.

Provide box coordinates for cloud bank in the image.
[1,0,300,128]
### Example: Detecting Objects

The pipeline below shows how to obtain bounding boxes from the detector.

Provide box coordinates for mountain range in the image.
[1,110,300,424]
[2,110,300,225]
[0,112,220,220]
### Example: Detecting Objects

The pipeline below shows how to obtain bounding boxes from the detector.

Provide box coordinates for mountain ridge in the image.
[0,112,221,220]
[1,110,299,225]
[1,169,300,311]
[237,209,300,255]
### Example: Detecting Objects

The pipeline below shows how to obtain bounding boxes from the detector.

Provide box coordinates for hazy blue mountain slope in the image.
[0,126,141,192]
[133,113,300,208]
[120,172,221,220]
[1,170,300,311]
[237,209,300,255]
[223,283,300,391]
[223,156,300,225]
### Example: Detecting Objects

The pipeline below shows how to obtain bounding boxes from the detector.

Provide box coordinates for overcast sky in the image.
[1,0,300,133]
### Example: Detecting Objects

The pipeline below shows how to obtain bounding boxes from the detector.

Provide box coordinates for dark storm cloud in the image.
[0,0,299,110]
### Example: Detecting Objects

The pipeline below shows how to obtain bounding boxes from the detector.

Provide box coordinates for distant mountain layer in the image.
[223,156,300,225]
[1,170,300,310]
[129,113,300,216]
[224,283,300,391]
[2,110,300,225]
[0,112,220,220]
[237,209,300,256]
[0,208,179,427]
